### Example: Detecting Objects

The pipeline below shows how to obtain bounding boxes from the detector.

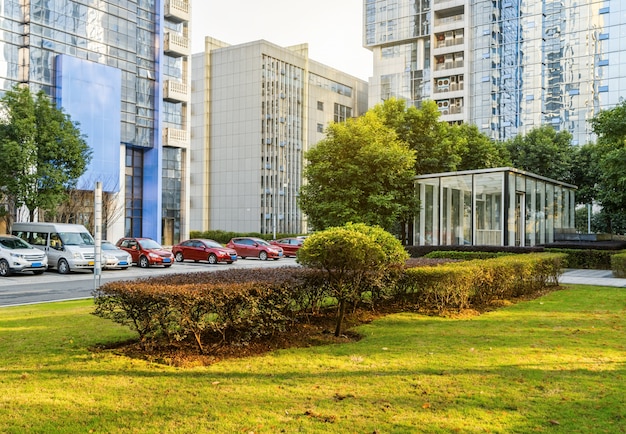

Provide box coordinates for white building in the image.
[191,38,368,235]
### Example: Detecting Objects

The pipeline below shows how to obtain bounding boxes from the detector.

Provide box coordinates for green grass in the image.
[1,285,625,433]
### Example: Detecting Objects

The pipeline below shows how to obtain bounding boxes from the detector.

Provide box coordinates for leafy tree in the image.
[582,100,626,234]
[453,123,510,171]
[296,223,408,336]
[504,125,575,183]
[0,86,91,225]
[299,111,417,231]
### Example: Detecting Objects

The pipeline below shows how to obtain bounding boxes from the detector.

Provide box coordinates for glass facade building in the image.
[0,0,190,244]
[415,168,576,247]
[365,0,626,145]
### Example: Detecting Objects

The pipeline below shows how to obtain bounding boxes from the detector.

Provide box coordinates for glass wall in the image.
[415,168,575,246]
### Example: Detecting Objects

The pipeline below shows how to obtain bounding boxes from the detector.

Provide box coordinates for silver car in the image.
[0,235,48,276]
[100,240,132,270]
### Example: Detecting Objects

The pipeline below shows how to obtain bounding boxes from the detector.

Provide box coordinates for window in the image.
[317,101,324,111]
[317,123,324,133]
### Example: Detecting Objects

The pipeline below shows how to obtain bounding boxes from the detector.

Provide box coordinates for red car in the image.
[226,237,283,260]
[116,237,174,268]
[172,239,238,264]
[270,237,304,257]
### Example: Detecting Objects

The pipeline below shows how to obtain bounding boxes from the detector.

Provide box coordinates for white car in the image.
[0,235,48,276]
[100,240,132,270]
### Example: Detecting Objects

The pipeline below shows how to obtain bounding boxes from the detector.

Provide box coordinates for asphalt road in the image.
[0,256,298,308]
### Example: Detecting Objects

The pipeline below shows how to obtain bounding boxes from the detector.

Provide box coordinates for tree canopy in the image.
[0,86,91,224]
[298,111,417,231]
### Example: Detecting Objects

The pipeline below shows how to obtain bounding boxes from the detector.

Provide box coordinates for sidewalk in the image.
[560,269,626,287]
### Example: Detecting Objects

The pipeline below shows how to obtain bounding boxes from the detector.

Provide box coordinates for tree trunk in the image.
[334,298,346,337]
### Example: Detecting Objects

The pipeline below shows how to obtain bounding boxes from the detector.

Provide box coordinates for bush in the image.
[406,245,544,258]
[611,252,626,277]
[545,248,621,269]
[424,251,513,260]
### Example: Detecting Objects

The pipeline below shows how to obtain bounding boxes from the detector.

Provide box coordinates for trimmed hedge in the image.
[395,253,565,312]
[424,251,513,260]
[545,248,624,270]
[406,245,544,258]
[93,253,567,352]
[611,252,626,278]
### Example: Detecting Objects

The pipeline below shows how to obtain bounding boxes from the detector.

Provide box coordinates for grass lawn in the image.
[0,284,625,433]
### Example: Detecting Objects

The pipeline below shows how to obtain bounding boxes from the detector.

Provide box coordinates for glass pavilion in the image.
[414,168,576,247]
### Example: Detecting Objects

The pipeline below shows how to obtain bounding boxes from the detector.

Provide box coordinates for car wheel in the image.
[33,270,45,275]
[175,252,184,262]
[139,256,149,268]
[226,261,233,264]
[0,259,11,277]
[259,251,268,261]
[57,259,70,274]
[208,253,218,264]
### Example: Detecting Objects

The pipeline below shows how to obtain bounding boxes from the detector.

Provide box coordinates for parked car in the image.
[0,235,48,277]
[172,239,238,264]
[100,240,132,270]
[226,237,283,260]
[116,237,174,268]
[269,237,304,257]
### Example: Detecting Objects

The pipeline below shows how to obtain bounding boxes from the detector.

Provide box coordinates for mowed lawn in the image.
[0,285,624,433]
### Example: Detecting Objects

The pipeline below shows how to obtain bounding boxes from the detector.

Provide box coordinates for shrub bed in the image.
[545,248,622,270]
[93,253,566,353]
[406,245,544,258]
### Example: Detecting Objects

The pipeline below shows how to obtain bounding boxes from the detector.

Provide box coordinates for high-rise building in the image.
[0,0,191,245]
[191,38,368,235]
[365,0,623,145]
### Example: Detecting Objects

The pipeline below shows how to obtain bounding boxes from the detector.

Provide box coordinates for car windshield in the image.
[255,239,270,246]
[0,238,31,249]
[59,232,95,246]
[101,242,116,250]
[139,239,162,249]
[204,240,223,248]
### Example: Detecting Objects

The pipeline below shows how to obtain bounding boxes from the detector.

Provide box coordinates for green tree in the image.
[505,125,575,182]
[587,101,626,233]
[453,123,510,171]
[0,86,91,224]
[299,111,417,231]
[296,223,408,336]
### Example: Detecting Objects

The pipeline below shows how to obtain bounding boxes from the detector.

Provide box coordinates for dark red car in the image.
[116,237,174,268]
[269,237,304,257]
[226,237,283,260]
[172,239,238,264]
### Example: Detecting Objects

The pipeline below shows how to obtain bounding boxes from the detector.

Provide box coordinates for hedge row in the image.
[424,251,513,260]
[396,253,565,311]
[545,248,625,270]
[406,245,544,258]
[93,253,566,352]
[611,252,626,277]
[188,229,302,244]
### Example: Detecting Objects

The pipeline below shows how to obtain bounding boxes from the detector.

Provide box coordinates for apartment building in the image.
[365,0,623,145]
[0,0,191,245]
[191,38,368,235]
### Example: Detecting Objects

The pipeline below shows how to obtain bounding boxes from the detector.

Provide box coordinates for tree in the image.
[504,125,575,182]
[372,99,460,174]
[297,223,408,336]
[299,111,417,231]
[453,123,510,171]
[585,102,626,233]
[0,85,91,225]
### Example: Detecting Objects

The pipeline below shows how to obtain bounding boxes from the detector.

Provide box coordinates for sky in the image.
[190,0,372,81]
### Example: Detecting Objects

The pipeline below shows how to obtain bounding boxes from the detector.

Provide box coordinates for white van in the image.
[12,222,96,274]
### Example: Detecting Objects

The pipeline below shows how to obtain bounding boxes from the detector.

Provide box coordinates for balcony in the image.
[163,80,189,103]
[163,127,189,148]
[165,0,190,23]
[164,32,190,57]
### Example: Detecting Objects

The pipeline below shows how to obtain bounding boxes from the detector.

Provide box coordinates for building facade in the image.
[191,38,368,235]
[365,0,624,145]
[0,0,190,245]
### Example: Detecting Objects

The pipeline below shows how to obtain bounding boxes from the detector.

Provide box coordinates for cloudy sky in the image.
[190,0,372,81]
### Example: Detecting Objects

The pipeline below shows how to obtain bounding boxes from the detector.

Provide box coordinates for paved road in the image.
[0,257,299,308]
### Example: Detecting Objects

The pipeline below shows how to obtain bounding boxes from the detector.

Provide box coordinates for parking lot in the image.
[0,256,299,307]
